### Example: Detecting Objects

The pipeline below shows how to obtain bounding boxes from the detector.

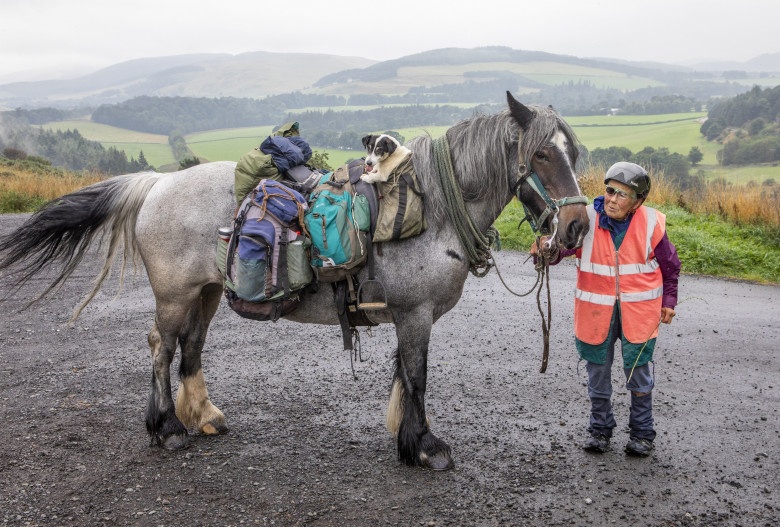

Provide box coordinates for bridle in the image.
[512,161,588,248]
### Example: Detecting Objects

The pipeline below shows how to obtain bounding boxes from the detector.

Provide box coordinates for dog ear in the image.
[361,135,375,149]
[379,136,397,155]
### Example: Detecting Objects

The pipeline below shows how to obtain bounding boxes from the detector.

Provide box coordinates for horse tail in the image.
[0,172,163,321]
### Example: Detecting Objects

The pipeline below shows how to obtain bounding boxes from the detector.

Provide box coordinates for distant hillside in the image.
[0,52,377,108]
[2,46,777,111]
[314,46,677,86]
[690,52,780,72]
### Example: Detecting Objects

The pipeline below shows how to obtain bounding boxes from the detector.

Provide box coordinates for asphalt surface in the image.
[0,212,778,526]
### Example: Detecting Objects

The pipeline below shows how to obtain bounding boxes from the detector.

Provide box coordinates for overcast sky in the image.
[2,0,778,82]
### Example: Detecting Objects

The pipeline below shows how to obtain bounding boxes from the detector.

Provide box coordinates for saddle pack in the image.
[219,151,426,336]
[304,162,371,283]
[221,179,312,320]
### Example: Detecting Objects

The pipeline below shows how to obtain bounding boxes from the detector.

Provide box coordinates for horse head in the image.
[507,92,589,250]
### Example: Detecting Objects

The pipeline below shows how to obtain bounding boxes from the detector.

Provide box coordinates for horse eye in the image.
[534,152,548,161]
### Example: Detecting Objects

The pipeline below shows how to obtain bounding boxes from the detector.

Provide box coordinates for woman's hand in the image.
[530,236,550,256]
[661,307,676,324]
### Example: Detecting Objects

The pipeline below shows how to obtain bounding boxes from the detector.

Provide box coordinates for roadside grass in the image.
[1,157,777,283]
[0,159,105,213]
[496,165,780,283]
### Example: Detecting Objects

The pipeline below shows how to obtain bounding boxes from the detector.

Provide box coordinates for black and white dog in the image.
[360,134,412,184]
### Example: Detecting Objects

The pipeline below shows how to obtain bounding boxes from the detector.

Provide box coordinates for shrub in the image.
[2,147,27,160]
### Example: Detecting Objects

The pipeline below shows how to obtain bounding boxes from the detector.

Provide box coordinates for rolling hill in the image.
[3,46,778,110]
[0,52,377,108]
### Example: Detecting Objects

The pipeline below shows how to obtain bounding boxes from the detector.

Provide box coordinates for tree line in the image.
[81,79,752,137]
[586,145,702,192]
[702,85,780,165]
[0,116,151,175]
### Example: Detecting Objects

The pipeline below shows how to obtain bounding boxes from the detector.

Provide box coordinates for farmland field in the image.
[38,120,175,167]
[570,114,713,160]
[398,62,663,91]
[37,115,780,183]
[186,126,276,162]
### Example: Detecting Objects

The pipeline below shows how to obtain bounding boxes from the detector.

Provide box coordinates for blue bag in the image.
[224,180,312,302]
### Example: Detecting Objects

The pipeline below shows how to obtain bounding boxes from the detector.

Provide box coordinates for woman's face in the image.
[603,180,642,220]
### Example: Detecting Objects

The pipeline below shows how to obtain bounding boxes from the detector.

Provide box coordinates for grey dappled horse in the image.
[0,93,588,470]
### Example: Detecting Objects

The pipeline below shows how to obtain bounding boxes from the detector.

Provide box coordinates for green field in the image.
[39,120,175,167]
[399,62,663,91]
[38,115,780,183]
[525,74,663,90]
[571,114,713,160]
[186,126,276,162]
[289,102,483,114]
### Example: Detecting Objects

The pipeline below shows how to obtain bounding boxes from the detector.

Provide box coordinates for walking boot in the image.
[625,437,654,456]
[582,433,610,453]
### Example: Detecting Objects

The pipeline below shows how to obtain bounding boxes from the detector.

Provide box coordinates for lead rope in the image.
[433,134,558,373]
[492,236,557,372]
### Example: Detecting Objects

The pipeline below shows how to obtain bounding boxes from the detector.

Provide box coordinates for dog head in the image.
[362,134,400,171]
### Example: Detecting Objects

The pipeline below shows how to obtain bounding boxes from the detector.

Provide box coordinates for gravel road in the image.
[1,212,778,526]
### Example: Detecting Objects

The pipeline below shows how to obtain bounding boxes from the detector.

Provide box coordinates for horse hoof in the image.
[419,451,455,471]
[161,433,188,450]
[201,421,229,435]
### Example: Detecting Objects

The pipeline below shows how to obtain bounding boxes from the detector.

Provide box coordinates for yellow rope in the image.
[625,296,708,383]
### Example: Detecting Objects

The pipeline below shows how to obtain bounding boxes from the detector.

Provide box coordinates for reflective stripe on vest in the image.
[574,205,665,344]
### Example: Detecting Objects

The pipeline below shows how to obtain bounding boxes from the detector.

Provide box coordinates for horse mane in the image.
[409,105,579,227]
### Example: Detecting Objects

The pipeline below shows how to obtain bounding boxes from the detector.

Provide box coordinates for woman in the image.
[532,162,681,456]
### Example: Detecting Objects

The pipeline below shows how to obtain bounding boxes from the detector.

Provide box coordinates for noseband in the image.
[513,162,588,247]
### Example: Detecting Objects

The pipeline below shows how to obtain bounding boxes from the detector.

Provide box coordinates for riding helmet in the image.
[604,162,651,198]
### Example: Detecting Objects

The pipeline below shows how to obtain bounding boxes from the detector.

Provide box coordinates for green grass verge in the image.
[494,200,780,284]
[0,191,48,213]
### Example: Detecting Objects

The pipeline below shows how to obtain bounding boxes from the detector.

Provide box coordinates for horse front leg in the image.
[387,310,454,470]
[175,284,228,436]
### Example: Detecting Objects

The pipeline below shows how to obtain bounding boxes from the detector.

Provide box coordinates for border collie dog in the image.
[360,134,412,184]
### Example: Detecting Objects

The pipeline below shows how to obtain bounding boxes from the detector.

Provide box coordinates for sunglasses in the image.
[605,185,636,200]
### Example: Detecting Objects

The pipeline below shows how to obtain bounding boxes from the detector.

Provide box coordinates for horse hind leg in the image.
[146,313,189,450]
[175,283,228,437]
[389,310,454,470]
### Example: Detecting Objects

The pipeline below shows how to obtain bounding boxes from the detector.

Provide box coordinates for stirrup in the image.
[356,278,388,310]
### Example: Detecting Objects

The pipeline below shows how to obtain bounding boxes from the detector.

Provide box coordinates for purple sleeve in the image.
[654,232,681,308]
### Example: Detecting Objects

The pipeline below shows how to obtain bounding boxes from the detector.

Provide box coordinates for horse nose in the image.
[564,218,585,249]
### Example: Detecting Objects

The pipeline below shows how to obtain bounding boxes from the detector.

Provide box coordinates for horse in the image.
[0,92,589,470]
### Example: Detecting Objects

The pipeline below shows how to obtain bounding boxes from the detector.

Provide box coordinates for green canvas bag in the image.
[373,154,427,242]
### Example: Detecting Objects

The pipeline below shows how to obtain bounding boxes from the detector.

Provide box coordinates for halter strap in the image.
[514,164,588,237]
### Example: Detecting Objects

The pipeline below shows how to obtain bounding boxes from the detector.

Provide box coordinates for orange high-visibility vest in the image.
[574,205,666,345]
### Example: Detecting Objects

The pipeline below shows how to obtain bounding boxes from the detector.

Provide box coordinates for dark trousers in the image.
[585,309,656,441]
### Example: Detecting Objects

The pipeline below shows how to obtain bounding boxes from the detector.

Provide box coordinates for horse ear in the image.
[506,91,534,130]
